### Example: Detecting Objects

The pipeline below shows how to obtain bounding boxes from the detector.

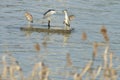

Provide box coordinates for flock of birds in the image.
[24,9,75,30]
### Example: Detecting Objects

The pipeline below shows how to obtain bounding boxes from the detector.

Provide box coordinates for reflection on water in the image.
[23,25,33,37]
[1,0,120,80]
[63,33,70,45]
[21,25,71,46]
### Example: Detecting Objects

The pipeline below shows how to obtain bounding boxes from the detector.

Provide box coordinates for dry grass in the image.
[0,25,119,80]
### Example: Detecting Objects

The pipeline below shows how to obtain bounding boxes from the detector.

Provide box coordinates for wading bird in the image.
[63,10,71,30]
[43,9,56,29]
[25,12,33,24]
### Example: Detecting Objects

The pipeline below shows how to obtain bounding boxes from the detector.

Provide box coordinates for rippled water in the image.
[0,0,120,79]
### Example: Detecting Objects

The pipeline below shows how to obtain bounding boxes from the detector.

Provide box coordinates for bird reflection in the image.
[42,33,50,48]
[20,25,71,46]
[41,33,71,47]
[63,33,70,46]
[42,41,47,48]
[23,25,33,37]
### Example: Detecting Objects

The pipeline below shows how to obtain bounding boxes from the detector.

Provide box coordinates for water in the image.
[0,0,120,79]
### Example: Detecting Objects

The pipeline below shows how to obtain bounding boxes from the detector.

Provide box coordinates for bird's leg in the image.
[65,23,71,30]
[48,20,50,29]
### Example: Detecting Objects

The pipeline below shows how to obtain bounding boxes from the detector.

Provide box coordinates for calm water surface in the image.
[0,0,120,79]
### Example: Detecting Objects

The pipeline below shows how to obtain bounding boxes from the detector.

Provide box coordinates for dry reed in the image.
[100,25,109,42]
[109,52,113,68]
[74,73,82,80]
[66,53,72,67]
[94,65,102,79]
[30,62,49,80]
[39,65,49,80]
[1,25,120,80]
[81,32,87,40]
[103,45,109,69]
[92,42,98,60]
[80,61,92,77]
[34,43,40,52]
[31,62,43,79]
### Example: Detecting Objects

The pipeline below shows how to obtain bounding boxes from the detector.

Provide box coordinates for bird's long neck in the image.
[64,11,69,20]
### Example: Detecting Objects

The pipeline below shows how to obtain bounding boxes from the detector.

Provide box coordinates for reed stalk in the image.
[100,25,109,42]
[81,32,87,40]
[66,53,72,67]
[34,43,40,52]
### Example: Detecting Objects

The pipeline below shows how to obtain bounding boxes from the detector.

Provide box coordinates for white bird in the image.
[43,9,56,29]
[63,10,71,30]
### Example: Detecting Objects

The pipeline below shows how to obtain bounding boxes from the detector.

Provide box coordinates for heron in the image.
[43,9,56,29]
[63,10,71,30]
[24,12,33,24]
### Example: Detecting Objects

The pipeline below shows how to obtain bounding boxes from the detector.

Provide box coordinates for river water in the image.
[0,0,120,80]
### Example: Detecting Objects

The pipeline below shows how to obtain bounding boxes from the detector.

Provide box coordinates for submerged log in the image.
[20,26,74,34]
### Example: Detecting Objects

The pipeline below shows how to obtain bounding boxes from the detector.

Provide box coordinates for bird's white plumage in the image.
[63,10,71,30]
[43,9,56,19]
[63,10,70,26]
